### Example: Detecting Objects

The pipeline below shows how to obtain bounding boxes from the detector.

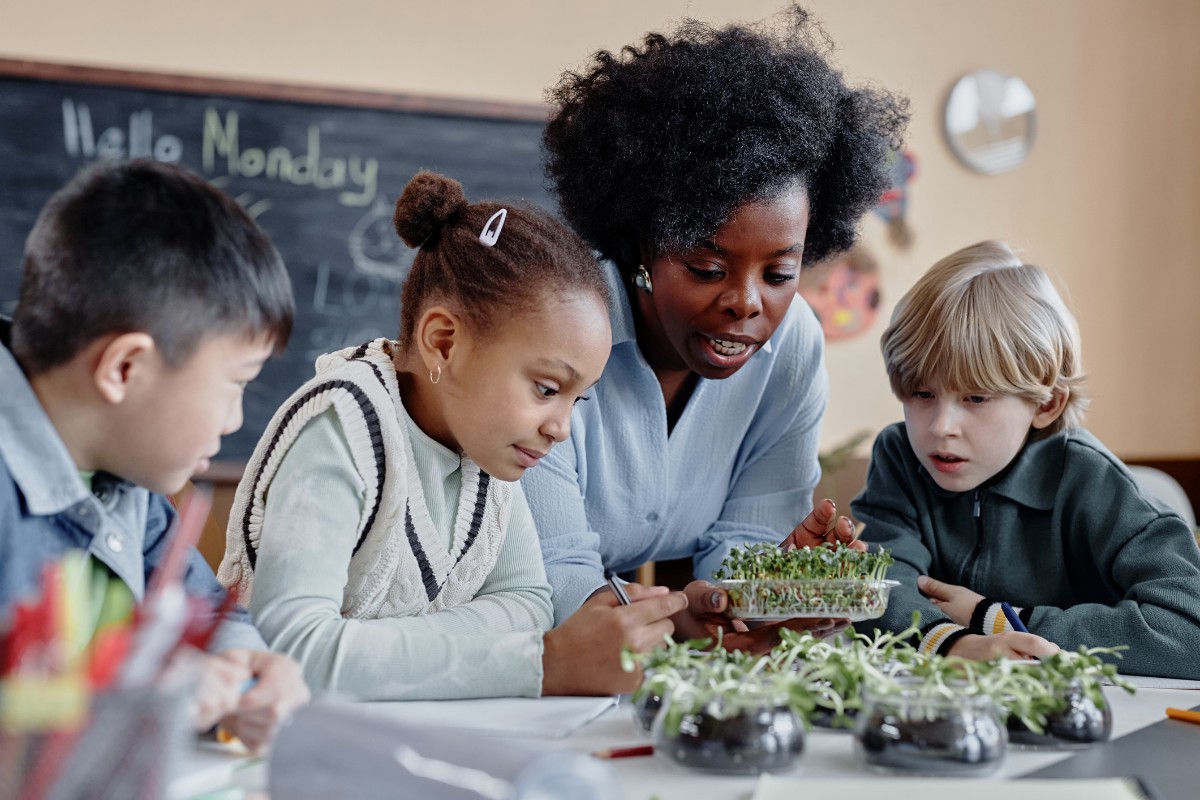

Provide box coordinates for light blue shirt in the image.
[522,264,828,624]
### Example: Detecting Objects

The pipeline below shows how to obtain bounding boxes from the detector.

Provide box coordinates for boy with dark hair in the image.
[0,158,309,751]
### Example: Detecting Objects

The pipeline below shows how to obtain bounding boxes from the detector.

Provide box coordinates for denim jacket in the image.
[0,320,263,652]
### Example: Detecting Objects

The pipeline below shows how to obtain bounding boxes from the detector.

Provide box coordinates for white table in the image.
[170,685,1199,799]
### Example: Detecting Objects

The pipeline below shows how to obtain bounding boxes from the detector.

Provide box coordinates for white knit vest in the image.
[217,339,511,620]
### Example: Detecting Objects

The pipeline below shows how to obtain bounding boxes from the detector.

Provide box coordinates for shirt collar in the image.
[987,431,1066,511]
[0,319,93,516]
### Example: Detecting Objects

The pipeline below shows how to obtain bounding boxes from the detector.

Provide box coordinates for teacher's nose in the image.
[720,278,762,319]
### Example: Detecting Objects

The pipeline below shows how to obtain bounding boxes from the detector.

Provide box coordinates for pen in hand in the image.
[604,569,631,606]
[1000,602,1029,633]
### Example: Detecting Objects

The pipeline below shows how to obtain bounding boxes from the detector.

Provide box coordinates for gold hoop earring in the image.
[633,264,653,294]
[429,364,441,384]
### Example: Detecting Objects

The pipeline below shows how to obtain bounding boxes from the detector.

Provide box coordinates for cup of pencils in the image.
[1,683,191,800]
[1,488,217,800]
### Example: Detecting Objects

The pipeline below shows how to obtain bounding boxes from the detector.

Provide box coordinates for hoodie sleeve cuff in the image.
[919,621,973,656]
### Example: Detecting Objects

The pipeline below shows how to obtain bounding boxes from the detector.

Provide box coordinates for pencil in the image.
[1000,602,1029,633]
[592,744,654,759]
[604,569,632,606]
[1166,707,1200,725]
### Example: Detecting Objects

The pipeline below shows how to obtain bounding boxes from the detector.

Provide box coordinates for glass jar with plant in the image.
[996,646,1133,749]
[623,637,814,774]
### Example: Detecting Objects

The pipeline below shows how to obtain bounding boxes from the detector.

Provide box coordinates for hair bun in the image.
[393,171,468,247]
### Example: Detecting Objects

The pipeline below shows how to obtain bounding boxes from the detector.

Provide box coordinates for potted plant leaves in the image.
[714,542,897,621]
[998,646,1133,749]
[771,617,924,731]
[623,638,813,775]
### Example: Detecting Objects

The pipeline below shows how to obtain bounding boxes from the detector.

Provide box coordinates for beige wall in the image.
[4,0,1198,458]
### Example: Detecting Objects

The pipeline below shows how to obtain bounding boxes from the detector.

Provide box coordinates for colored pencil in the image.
[1166,707,1200,725]
[591,744,654,759]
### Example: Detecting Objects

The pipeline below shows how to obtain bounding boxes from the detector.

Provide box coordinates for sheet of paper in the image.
[754,775,1152,800]
[1111,674,1200,689]
[345,695,618,739]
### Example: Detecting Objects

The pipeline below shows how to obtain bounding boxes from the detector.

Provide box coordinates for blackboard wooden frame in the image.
[0,58,548,121]
[0,59,557,474]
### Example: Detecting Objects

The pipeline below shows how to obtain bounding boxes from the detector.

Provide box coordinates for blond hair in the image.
[881,241,1088,436]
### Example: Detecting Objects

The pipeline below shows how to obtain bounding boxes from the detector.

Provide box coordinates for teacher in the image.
[523,8,908,650]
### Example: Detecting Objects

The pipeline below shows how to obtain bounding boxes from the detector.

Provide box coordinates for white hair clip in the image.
[479,208,507,247]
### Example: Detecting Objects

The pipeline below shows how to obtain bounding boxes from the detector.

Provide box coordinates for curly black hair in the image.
[543,6,908,272]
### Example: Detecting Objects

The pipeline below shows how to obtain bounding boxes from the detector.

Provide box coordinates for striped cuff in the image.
[972,600,1028,635]
[919,621,973,656]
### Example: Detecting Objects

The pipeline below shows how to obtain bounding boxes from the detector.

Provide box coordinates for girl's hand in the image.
[217,649,311,754]
[542,583,686,696]
[779,499,866,552]
[947,631,1059,661]
[917,575,984,627]
[674,580,849,655]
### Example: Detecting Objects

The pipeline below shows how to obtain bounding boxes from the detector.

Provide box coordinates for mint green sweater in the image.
[246,409,553,699]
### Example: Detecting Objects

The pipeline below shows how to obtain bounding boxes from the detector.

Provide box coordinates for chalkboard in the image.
[0,59,552,464]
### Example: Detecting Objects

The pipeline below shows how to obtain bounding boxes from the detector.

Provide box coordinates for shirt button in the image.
[105,533,124,553]
[646,512,659,522]
[75,503,91,519]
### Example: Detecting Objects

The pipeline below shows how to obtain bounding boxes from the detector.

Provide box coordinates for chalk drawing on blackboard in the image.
[348,198,414,282]
[235,193,273,220]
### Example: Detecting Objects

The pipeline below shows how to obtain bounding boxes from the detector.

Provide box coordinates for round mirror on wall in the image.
[943,69,1037,175]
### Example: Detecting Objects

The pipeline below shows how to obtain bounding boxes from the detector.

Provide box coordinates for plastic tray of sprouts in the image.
[715,542,897,622]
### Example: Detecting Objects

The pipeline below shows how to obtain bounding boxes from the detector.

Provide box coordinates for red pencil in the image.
[591,744,655,759]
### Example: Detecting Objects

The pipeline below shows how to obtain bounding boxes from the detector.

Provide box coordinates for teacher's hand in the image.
[542,583,686,696]
[779,498,866,552]
[673,580,850,655]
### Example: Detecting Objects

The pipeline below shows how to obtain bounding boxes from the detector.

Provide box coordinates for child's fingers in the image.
[917,575,948,599]
[621,591,688,626]
[622,582,670,602]
[1010,632,1060,659]
[628,618,678,652]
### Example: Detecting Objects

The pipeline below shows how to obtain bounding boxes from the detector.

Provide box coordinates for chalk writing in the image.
[61,100,183,162]
[202,109,378,207]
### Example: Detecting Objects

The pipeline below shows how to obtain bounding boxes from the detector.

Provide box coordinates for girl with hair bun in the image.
[219,171,683,698]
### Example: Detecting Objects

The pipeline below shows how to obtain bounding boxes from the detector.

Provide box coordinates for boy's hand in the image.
[947,631,1059,661]
[542,583,685,696]
[780,498,866,552]
[191,651,252,730]
[917,575,984,626]
[674,580,849,655]
[214,649,311,754]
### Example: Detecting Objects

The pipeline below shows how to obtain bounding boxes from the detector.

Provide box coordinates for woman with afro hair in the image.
[523,6,909,651]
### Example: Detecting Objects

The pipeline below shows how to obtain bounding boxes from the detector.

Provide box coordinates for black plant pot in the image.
[809,705,859,731]
[854,687,1006,776]
[1007,683,1112,749]
[632,688,664,733]
[655,701,805,775]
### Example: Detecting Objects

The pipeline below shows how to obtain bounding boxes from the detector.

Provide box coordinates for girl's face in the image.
[635,187,810,379]
[437,290,611,481]
[902,380,1061,493]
